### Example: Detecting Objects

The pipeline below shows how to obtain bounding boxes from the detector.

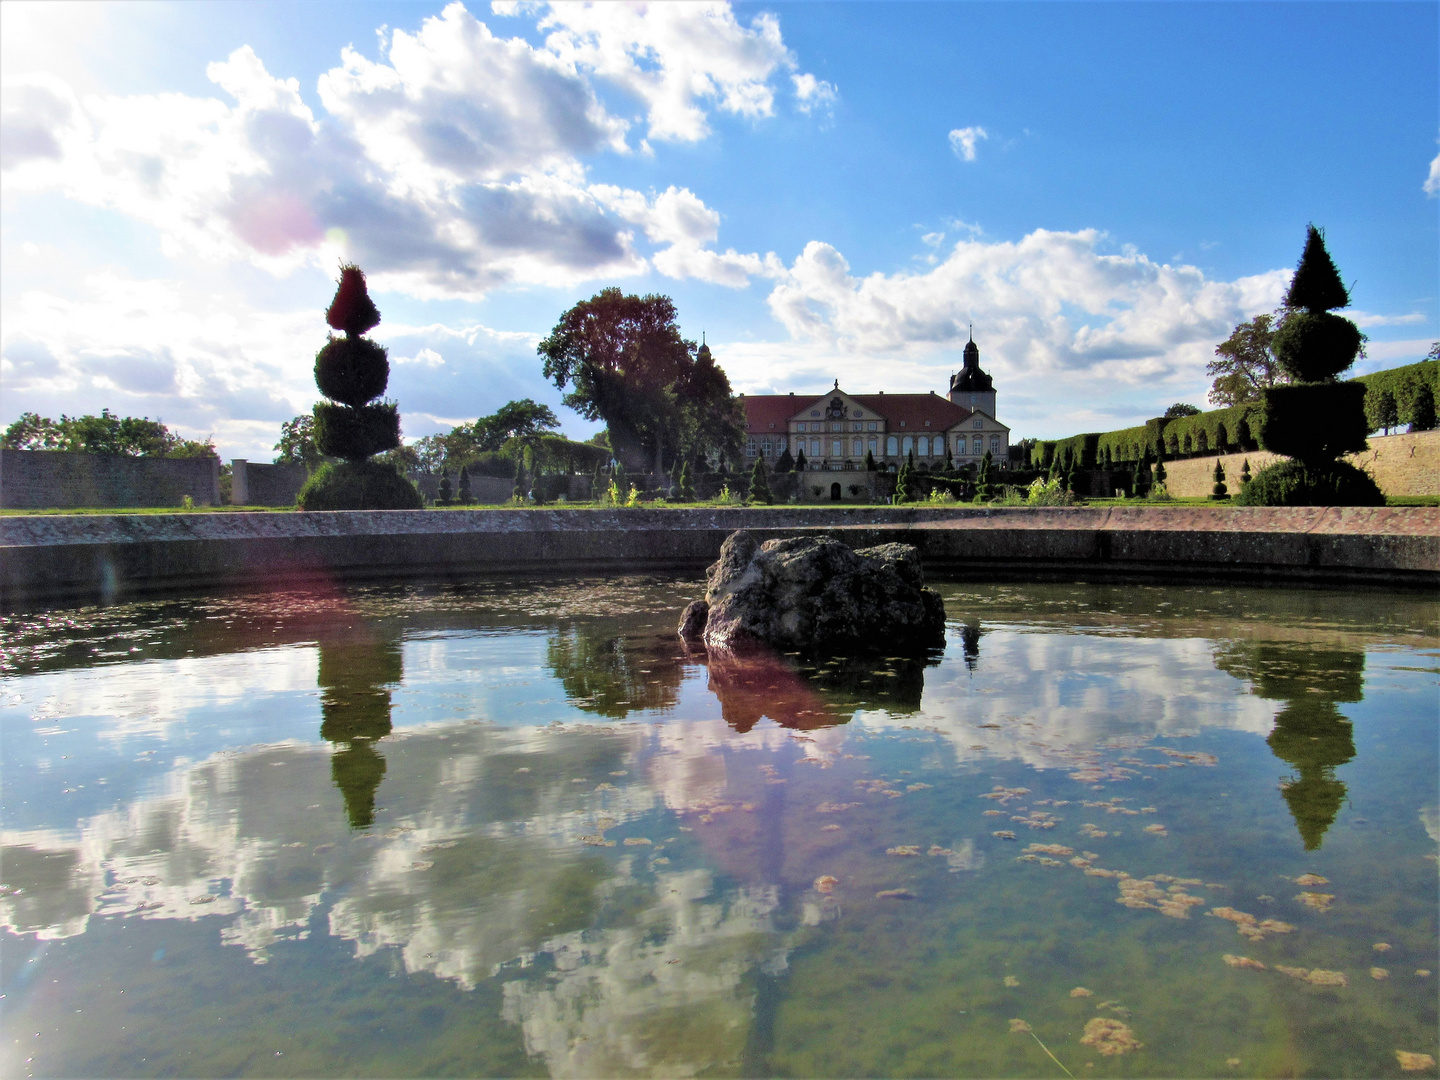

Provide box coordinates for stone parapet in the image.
[2,505,1435,608]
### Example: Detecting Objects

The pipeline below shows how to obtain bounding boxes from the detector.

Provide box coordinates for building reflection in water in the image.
[317,626,403,828]
[1217,642,1361,850]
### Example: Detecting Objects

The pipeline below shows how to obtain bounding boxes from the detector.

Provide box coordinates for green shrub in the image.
[313,400,401,460]
[314,336,390,407]
[1258,383,1368,464]
[750,458,773,504]
[1233,460,1383,507]
[298,460,423,510]
[1273,311,1364,382]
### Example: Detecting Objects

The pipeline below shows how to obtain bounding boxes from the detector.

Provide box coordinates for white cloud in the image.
[517,0,823,143]
[948,125,988,162]
[792,72,838,115]
[1425,145,1440,196]
[1348,310,1426,329]
[2,2,806,300]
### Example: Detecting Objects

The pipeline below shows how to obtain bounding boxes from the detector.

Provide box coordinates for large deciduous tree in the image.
[1207,313,1290,406]
[538,289,744,473]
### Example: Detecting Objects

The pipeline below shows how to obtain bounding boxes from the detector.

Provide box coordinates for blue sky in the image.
[2,1,1435,459]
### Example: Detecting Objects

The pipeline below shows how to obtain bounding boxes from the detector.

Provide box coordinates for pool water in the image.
[1,578,1436,1078]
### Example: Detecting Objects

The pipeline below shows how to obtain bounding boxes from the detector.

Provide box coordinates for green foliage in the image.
[774,446,794,473]
[749,457,773,504]
[272,415,324,468]
[1283,225,1350,312]
[1272,311,1364,382]
[3,409,215,457]
[679,460,695,501]
[863,449,876,472]
[1164,403,1201,418]
[1233,459,1383,507]
[313,400,401,460]
[1024,477,1074,506]
[1410,382,1436,432]
[893,457,915,503]
[455,465,471,503]
[1365,387,1400,435]
[1208,312,1291,406]
[538,288,743,472]
[1241,458,1252,486]
[1353,358,1438,432]
[1153,402,1260,458]
[513,456,528,500]
[795,448,808,471]
[325,264,382,336]
[438,471,453,504]
[1258,383,1368,465]
[297,459,424,511]
[314,335,390,408]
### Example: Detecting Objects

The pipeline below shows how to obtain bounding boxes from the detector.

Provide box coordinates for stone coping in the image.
[2,505,1436,608]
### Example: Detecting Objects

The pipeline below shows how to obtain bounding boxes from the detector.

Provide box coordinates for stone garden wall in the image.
[0,449,221,509]
[1159,430,1439,499]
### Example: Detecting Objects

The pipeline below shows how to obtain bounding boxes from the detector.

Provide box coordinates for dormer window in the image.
[810,411,820,418]
[899,420,906,428]
[768,423,775,429]
[924,420,931,427]
[854,410,863,418]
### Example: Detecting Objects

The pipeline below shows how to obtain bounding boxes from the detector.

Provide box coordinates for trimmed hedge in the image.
[1354,359,1438,432]
[298,459,424,510]
[1160,402,1263,456]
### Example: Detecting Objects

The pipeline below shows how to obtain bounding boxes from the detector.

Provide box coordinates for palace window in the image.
[761,439,772,457]
[886,435,898,456]
[973,419,983,428]
[797,422,806,433]
[852,438,863,455]
[746,440,756,457]
[832,440,842,457]
[830,422,841,432]
[811,439,821,457]
[954,436,964,455]
[902,435,913,455]
[868,421,877,432]
[778,437,787,452]
[917,436,930,457]
[867,437,878,455]
[990,435,1000,452]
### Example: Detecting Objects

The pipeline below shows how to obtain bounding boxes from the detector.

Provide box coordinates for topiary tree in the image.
[298,265,423,510]
[1241,458,1252,487]
[750,457,773,504]
[679,460,695,501]
[458,465,472,505]
[1238,226,1382,506]
[863,449,876,472]
[794,448,807,472]
[894,455,915,503]
[437,470,453,505]
[774,446,794,473]
[1211,458,1229,500]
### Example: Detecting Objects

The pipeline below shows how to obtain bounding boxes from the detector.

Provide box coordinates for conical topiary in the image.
[750,457,772,504]
[1242,227,1381,506]
[299,264,422,510]
[458,465,472,504]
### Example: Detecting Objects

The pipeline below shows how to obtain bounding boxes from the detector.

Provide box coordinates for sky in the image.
[2,0,1436,460]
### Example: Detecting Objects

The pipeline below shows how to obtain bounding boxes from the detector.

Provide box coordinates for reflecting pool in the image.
[2,579,1436,1078]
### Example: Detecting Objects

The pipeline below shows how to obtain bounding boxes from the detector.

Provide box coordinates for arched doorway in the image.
[830,482,842,501]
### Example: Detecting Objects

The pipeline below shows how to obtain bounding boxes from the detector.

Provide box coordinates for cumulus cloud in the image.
[2,2,803,298]
[748,229,1290,431]
[515,0,825,142]
[1425,144,1440,196]
[948,125,988,162]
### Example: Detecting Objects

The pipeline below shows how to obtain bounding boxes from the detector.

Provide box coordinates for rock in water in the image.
[680,530,945,652]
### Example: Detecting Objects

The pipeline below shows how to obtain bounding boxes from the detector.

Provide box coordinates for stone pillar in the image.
[231,459,248,505]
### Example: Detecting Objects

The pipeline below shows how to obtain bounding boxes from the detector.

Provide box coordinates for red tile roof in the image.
[741,391,982,435]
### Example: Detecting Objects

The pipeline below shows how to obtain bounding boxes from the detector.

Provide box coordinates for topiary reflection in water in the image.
[317,628,402,828]
[1215,643,1360,850]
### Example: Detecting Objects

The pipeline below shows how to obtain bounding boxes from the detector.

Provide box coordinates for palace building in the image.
[738,333,1009,472]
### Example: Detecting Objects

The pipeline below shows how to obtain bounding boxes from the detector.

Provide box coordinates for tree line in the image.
[2,410,216,457]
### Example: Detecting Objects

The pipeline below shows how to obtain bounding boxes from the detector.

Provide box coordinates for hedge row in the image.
[1040,359,1436,466]
[1353,359,1437,430]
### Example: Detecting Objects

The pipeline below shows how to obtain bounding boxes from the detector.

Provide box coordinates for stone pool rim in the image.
[1,504,1436,608]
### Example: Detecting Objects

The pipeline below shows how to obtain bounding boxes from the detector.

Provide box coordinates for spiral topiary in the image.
[1241,227,1383,506]
[299,265,422,511]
